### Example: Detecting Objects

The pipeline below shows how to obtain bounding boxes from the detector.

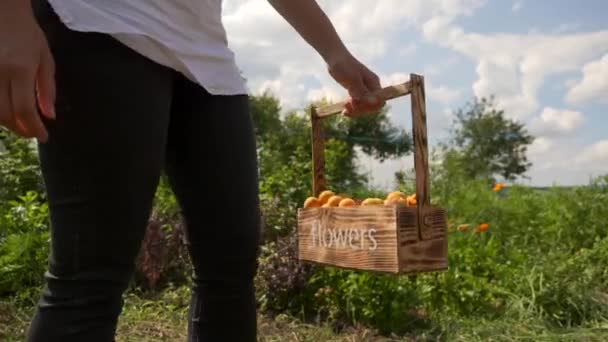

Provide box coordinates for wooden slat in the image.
[410,74,430,208]
[297,206,448,274]
[397,206,447,273]
[410,74,430,241]
[398,238,448,274]
[420,206,447,241]
[310,106,326,196]
[297,207,399,273]
[316,81,413,117]
[298,73,449,275]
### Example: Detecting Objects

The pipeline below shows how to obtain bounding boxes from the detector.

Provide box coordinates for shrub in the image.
[0,192,50,295]
[0,129,44,205]
[256,232,317,317]
[133,175,192,290]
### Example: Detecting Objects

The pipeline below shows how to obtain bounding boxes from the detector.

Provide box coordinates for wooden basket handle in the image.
[311,74,430,207]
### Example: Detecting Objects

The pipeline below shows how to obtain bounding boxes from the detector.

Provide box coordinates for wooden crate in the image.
[297,74,448,274]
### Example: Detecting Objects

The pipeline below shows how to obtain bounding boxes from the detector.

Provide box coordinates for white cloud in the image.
[423,56,461,76]
[576,140,608,166]
[566,54,608,105]
[529,107,584,137]
[381,72,409,86]
[512,1,523,13]
[525,138,608,186]
[398,43,418,56]
[223,0,487,109]
[421,13,608,119]
[221,1,607,187]
[428,84,462,105]
[307,86,343,104]
[528,136,553,156]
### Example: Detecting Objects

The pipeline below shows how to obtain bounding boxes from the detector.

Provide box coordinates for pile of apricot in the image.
[303,190,417,208]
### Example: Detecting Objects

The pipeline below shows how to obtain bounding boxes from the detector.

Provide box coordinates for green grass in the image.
[2,287,608,341]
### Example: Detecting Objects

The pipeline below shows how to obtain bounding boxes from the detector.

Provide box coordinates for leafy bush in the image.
[256,233,317,316]
[0,192,49,295]
[133,175,192,290]
[257,173,608,334]
[0,129,44,205]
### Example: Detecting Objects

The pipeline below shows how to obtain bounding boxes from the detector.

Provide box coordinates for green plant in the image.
[256,233,318,317]
[0,192,50,295]
[0,129,44,206]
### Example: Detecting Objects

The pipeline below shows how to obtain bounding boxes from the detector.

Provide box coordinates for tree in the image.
[248,93,412,238]
[250,93,411,196]
[443,97,534,182]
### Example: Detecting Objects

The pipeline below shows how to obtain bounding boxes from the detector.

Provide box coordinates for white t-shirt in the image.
[47,0,248,95]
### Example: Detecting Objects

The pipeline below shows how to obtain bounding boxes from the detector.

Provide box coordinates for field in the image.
[2,285,608,341]
[2,178,608,341]
[1,98,608,341]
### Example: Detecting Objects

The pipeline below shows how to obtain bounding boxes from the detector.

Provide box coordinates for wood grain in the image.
[310,106,326,196]
[410,73,431,242]
[316,81,413,118]
[297,206,448,274]
[397,206,447,273]
[298,207,400,273]
[410,74,430,208]
[298,74,448,275]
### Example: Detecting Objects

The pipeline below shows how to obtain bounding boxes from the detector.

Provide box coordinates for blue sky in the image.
[223,0,607,187]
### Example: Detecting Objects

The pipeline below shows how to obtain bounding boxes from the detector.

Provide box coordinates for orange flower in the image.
[457,224,470,231]
[492,183,504,191]
[475,223,489,233]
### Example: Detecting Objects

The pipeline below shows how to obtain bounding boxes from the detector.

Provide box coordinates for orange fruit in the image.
[386,191,407,201]
[361,198,383,206]
[318,190,335,205]
[338,198,356,207]
[385,197,406,206]
[321,203,331,208]
[303,197,321,208]
[327,195,343,207]
[406,194,417,207]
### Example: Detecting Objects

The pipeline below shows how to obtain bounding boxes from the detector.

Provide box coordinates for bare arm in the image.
[268,0,384,115]
[267,0,348,66]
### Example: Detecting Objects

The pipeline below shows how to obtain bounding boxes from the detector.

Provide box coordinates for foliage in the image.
[442,97,534,182]
[0,192,49,295]
[2,94,608,340]
[256,233,317,316]
[251,93,410,240]
[0,129,44,206]
[256,174,608,334]
[133,175,191,290]
[0,130,49,296]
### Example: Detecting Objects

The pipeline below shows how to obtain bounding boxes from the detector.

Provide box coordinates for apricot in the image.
[338,198,356,207]
[361,198,383,206]
[386,191,407,201]
[318,190,335,205]
[406,194,417,207]
[321,203,331,208]
[303,197,321,208]
[327,195,344,207]
[384,197,406,206]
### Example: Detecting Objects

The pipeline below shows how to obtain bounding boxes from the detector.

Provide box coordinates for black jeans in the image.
[26,2,261,341]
